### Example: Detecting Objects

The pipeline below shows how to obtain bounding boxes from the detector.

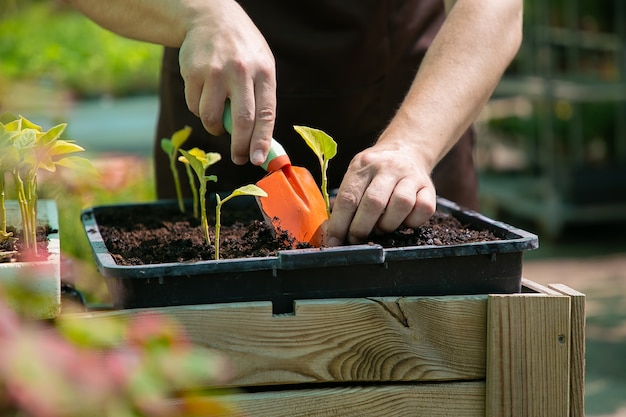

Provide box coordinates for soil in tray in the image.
[0,226,54,263]
[96,205,499,266]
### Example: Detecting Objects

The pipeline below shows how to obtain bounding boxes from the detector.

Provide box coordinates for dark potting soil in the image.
[0,226,53,263]
[96,205,500,266]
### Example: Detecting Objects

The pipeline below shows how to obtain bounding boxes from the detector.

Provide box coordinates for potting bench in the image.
[72,278,585,417]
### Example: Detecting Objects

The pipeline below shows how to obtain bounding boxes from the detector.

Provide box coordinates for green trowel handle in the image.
[222,99,288,172]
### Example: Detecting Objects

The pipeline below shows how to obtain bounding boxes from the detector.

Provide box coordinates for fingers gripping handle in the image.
[222,99,290,172]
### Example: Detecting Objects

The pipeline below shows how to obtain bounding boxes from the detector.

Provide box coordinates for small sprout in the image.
[178,148,221,245]
[161,126,191,213]
[214,185,267,260]
[293,125,337,218]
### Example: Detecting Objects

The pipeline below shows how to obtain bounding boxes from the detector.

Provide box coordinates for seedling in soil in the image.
[214,184,267,260]
[293,125,337,218]
[161,126,191,213]
[0,114,95,255]
[178,148,221,245]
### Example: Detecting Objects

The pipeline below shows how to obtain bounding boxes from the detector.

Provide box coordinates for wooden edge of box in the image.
[486,287,572,417]
[549,284,586,417]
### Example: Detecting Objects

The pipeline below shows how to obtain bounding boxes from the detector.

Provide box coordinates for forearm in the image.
[383,0,523,169]
[62,0,223,48]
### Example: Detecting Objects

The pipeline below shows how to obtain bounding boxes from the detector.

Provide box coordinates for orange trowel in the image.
[222,102,327,247]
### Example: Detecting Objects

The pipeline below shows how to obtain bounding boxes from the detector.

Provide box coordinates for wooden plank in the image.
[521,278,563,295]
[75,295,488,387]
[486,293,571,417]
[550,284,586,417]
[177,381,486,417]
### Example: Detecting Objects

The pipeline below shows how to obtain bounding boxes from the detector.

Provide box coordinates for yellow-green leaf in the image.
[50,140,85,157]
[171,125,192,148]
[293,125,337,161]
[232,184,267,198]
[19,115,42,132]
[37,123,66,146]
[204,151,222,167]
[53,156,99,176]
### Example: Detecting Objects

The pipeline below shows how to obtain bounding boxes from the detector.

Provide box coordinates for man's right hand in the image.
[178,0,277,167]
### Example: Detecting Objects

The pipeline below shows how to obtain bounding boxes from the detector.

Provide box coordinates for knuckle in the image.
[361,192,387,213]
[233,108,255,127]
[256,106,276,123]
[393,190,416,212]
[334,191,359,211]
[201,113,222,134]
[348,227,370,244]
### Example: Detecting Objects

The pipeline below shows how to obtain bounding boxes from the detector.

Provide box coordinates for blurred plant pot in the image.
[81,196,538,314]
[0,199,61,318]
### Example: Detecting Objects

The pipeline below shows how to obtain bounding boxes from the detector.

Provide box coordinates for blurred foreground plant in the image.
[0,114,95,257]
[0,277,243,417]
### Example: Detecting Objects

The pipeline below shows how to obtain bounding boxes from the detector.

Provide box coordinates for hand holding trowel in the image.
[222,101,327,247]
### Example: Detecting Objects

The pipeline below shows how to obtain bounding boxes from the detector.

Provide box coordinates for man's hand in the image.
[179,0,276,166]
[64,0,278,167]
[326,0,522,246]
[326,141,437,246]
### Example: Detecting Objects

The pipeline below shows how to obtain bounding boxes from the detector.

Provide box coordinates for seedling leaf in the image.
[293,125,337,217]
[178,148,221,245]
[161,126,193,213]
[293,125,337,161]
[214,184,268,260]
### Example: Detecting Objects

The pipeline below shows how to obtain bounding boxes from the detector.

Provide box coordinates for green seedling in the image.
[214,184,267,260]
[293,125,337,218]
[0,115,96,254]
[177,148,221,245]
[161,126,191,213]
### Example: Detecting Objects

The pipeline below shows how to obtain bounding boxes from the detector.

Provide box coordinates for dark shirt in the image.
[155,0,478,209]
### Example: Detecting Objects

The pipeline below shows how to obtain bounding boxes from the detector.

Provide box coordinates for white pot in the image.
[1,199,61,318]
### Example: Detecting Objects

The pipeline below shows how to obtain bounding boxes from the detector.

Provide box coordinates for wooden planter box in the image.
[75,278,585,417]
[0,199,61,318]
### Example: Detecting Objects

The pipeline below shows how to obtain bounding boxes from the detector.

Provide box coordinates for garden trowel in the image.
[222,102,327,247]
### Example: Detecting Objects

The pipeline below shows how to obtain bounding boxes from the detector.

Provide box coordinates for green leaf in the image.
[160,138,174,154]
[15,129,37,151]
[293,125,337,161]
[53,156,99,176]
[49,140,85,157]
[204,151,222,168]
[19,115,42,132]
[231,184,268,198]
[178,149,204,179]
[37,123,66,146]
[171,125,192,148]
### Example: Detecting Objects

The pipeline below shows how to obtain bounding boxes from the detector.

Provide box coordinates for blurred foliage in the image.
[0,1,161,98]
[486,0,623,172]
[0,278,242,417]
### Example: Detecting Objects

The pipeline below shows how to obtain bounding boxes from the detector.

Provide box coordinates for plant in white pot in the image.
[0,114,95,318]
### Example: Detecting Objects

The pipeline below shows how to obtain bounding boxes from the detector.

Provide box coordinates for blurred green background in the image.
[0,0,161,98]
[1,1,625,415]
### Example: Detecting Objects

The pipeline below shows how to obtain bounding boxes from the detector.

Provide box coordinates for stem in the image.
[213,193,237,261]
[13,171,34,252]
[0,172,6,235]
[184,164,199,218]
[199,180,210,246]
[214,195,222,261]
[321,160,331,218]
[27,173,38,255]
[170,157,185,213]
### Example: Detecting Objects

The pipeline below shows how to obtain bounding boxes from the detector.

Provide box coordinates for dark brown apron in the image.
[155,0,479,210]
